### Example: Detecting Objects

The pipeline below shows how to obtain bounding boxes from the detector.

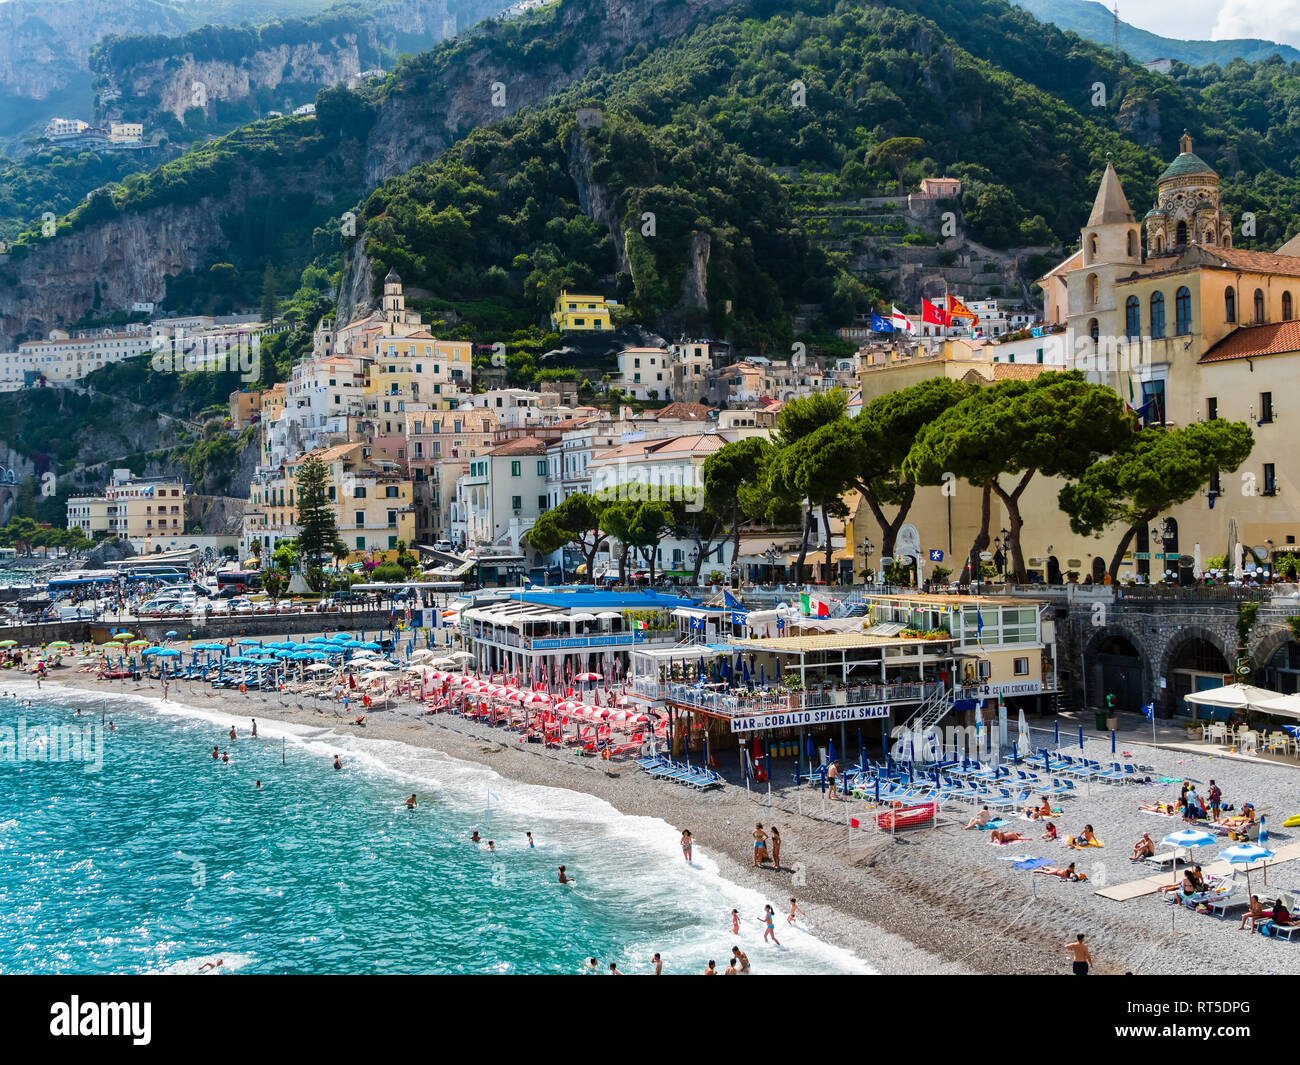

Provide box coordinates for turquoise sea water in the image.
[0,686,871,975]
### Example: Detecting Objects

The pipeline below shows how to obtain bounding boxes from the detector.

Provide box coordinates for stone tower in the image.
[382,267,405,323]
[1144,132,1233,257]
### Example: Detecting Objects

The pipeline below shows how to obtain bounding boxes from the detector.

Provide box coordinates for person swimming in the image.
[221,750,229,763]
[405,794,417,809]
[211,745,219,760]
[333,754,342,770]
[487,841,495,851]
[526,831,535,848]
[558,865,575,884]
[470,831,481,843]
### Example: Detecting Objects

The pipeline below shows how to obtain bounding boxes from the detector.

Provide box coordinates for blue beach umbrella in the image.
[1219,843,1275,893]
[1078,725,1084,750]
[1160,829,1217,874]
[165,630,178,638]
[805,733,815,762]
[874,778,881,804]
[1053,720,1059,745]
[760,664,765,686]
[828,738,837,764]
[1259,815,1268,845]
[1112,729,1117,754]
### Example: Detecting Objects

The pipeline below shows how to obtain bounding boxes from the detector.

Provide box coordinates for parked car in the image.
[433,540,455,553]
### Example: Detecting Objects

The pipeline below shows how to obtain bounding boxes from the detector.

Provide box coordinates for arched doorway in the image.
[1091,557,1106,584]
[1046,555,1062,585]
[1167,636,1230,718]
[1259,638,1300,694]
[1094,633,1145,712]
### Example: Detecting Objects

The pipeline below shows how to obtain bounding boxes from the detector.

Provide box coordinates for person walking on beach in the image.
[1067,933,1092,975]
[681,829,693,862]
[759,905,780,946]
[251,718,258,739]
[1208,779,1222,821]
[827,759,841,799]
[752,823,769,867]
[788,898,805,926]
[770,827,782,870]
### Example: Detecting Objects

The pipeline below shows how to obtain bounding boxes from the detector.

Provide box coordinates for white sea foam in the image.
[12,681,874,974]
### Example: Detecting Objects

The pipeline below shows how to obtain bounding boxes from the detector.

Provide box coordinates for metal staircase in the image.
[900,684,955,737]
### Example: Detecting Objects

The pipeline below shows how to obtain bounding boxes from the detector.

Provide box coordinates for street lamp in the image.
[861,538,874,585]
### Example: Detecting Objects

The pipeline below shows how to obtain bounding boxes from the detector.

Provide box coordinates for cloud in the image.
[1212,0,1300,46]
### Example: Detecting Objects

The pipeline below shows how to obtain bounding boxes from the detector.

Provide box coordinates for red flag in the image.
[921,298,948,326]
[946,294,979,322]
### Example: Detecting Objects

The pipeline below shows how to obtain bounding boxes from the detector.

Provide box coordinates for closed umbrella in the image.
[828,738,837,764]
[1017,708,1031,759]
[1193,542,1203,580]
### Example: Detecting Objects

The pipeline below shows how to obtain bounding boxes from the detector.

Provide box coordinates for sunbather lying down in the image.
[1034,863,1087,881]
[990,829,1029,845]
[1139,802,1175,815]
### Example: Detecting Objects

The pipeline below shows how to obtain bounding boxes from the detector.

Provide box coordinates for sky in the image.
[1116,0,1300,47]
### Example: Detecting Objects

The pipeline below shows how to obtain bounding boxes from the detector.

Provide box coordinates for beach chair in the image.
[986,788,1020,811]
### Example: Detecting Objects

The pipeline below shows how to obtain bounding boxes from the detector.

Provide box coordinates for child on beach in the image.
[731,909,740,935]
[759,905,780,946]
[681,829,693,862]
[787,898,805,925]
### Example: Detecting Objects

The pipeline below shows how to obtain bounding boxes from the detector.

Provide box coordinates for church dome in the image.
[1159,132,1217,183]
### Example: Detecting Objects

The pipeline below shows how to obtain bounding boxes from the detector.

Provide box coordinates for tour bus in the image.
[215,570,263,595]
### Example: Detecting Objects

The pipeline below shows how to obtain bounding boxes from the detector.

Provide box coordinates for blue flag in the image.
[975,607,984,637]
[1141,703,1154,719]
[723,589,744,610]
[870,313,895,332]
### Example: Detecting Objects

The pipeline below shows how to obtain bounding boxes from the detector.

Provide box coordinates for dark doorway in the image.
[1091,557,1106,583]
[1095,634,1144,712]
[1168,637,1230,717]
[1046,555,1062,585]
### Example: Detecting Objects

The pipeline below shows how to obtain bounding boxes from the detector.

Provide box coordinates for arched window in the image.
[1125,295,1141,339]
[1150,292,1166,339]
[1176,221,1188,248]
[1088,234,1098,262]
[1254,288,1265,324]
[1175,286,1192,335]
[1087,273,1099,308]
[1204,228,1215,245]
[1284,292,1293,321]
[1088,318,1100,348]
[1225,286,1236,323]
[1127,231,1136,258]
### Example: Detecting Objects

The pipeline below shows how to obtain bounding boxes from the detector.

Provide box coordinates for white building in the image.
[1,327,154,390]
[457,437,549,552]
[616,346,672,400]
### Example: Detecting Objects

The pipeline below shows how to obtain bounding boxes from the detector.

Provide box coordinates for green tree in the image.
[907,373,1133,584]
[293,454,337,571]
[703,437,771,581]
[524,493,608,577]
[868,137,924,189]
[1058,421,1253,582]
[847,378,972,556]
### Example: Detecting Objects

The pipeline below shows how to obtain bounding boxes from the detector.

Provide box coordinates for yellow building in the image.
[550,290,618,332]
[244,442,415,560]
[67,470,186,541]
[849,136,1300,585]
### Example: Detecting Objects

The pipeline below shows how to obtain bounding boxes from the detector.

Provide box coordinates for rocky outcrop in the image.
[0,0,738,344]
[679,231,711,312]
[84,537,137,567]
[188,494,249,534]
[568,123,629,273]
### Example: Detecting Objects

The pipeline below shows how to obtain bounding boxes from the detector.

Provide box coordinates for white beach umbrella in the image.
[1193,542,1203,580]
[1234,543,1245,582]
[1016,707,1031,759]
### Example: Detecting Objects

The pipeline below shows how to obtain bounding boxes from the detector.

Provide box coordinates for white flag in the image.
[891,306,915,334]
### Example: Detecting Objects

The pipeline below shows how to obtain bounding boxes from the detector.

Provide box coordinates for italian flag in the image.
[636,619,648,630]
[800,593,830,617]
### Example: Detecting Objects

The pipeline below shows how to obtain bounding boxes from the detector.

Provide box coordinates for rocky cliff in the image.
[0,0,740,344]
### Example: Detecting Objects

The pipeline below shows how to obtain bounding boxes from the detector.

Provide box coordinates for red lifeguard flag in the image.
[921,298,948,326]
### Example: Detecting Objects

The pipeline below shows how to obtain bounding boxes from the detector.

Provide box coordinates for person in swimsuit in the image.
[963,807,992,830]
[251,719,258,739]
[405,794,417,809]
[211,745,219,760]
[1066,934,1091,975]
[1025,796,1054,820]
[760,905,780,945]
[558,865,575,884]
[731,909,740,934]
[990,829,1029,845]
[788,898,805,925]
[333,755,342,770]
[221,750,229,763]
[703,960,717,975]
[608,962,622,975]
[1035,863,1081,881]
[732,946,750,973]
[229,726,236,741]
[526,832,535,849]
[487,841,495,851]
[197,959,224,972]
[724,959,737,974]
[652,952,662,975]
[1240,895,1267,931]
[254,780,262,788]
[470,831,481,843]
[1066,824,1098,848]
[681,829,693,862]
[1130,833,1155,861]
[585,958,599,972]
[1042,822,1059,841]
[770,827,782,870]
[752,824,769,867]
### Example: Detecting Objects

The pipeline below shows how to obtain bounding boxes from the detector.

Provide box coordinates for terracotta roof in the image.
[655,402,713,421]
[1199,321,1300,364]
[992,362,1051,380]
[487,437,548,457]
[1118,245,1300,283]
[650,433,728,455]
[1209,247,1300,277]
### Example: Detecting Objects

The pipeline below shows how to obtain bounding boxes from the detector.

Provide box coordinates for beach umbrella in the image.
[0,640,16,648]
[1160,829,1217,888]
[1053,720,1059,746]
[165,630,178,638]
[1078,725,1084,750]
[1219,843,1275,894]
[828,737,837,764]
[48,640,71,649]
[1259,815,1268,845]
[1193,542,1203,580]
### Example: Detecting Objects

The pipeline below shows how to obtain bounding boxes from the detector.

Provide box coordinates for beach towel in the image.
[976,819,1010,830]
[1065,838,1104,848]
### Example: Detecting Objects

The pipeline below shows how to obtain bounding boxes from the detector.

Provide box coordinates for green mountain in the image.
[1011,0,1300,66]
[5,0,1300,354]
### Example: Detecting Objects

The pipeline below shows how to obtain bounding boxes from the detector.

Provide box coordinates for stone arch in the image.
[1082,622,1150,712]
[1249,624,1292,671]
[1157,624,1235,716]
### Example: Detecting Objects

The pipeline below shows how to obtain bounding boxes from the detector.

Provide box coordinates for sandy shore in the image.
[23,667,1300,975]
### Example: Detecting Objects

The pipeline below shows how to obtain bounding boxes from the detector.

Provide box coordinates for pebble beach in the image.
[20,666,1300,975]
